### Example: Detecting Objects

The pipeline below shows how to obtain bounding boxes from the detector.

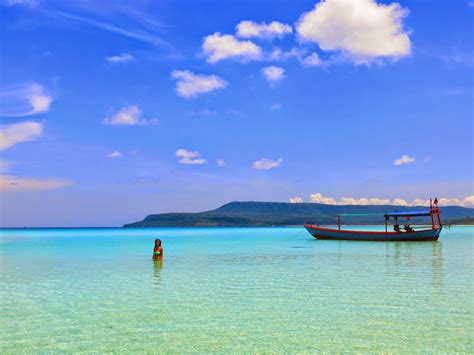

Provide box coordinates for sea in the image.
[1,226,472,352]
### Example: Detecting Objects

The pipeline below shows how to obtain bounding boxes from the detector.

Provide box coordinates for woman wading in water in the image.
[152,239,163,260]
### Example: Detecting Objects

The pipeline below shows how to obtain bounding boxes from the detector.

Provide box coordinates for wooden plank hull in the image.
[304,225,442,241]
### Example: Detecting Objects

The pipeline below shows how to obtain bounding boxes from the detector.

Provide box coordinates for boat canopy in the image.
[385,210,432,217]
[334,213,385,217]
[334,210,432,218]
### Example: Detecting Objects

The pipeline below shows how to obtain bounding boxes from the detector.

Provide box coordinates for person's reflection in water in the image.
[153,259,163,285]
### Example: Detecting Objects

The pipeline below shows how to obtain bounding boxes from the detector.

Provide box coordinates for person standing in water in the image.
[152,239,163,260]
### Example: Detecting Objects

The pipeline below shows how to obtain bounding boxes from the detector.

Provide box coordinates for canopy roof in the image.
[385,210,432,217]
[335,210,432,218]
[334,213,384,217]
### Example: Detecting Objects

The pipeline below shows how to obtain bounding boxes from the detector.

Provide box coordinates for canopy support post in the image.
[338,215,341,230]
[385,215,388,233]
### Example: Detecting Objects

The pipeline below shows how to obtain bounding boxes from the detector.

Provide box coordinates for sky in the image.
[0,0,473,227]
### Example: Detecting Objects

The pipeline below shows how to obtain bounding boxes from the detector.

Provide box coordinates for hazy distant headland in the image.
[124,201,474,227]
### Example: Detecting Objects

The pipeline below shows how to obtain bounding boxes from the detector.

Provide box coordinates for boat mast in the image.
[430,197,442,229]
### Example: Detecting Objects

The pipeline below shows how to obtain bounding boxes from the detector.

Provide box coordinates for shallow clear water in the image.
[1,226,473,352]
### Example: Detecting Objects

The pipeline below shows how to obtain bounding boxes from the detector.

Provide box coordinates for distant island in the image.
[445,216,474,225]
[124,201,474,227]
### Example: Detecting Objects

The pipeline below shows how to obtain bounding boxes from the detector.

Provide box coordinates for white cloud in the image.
[300,53,321,67]
[171,70,228,98]
[103,105,158,126]
[175,149,207,165]
[309,193,337,204]
[105,53,135,63]
[411,199,430,206]
[0,121,42,150]
[270,48,284,60]
[0,83,52,117]
[424,155,432,162]
[269,47,323,67]
[202,33,263,63]
[0,175,71,192]
[338,197,390,205]
[394,154,416,166]
[236,20,292,39]
[296,0,411,65]
[270,103,282,110]
[49,10,166,47]
[216,159,226,167]
[107,151,122,158]
[252,158,283,170]
[305,192,474,207]
[438,196,474,207]
[271,47,304,61]
[6,0,39,8]
[392,198,408,206]
[261,66,285,84]
[289,197,304,203]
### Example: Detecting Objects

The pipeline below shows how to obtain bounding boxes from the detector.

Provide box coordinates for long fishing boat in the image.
[304,198,442,241]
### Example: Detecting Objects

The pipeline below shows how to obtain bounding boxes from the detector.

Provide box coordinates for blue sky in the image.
[0,0,472,227]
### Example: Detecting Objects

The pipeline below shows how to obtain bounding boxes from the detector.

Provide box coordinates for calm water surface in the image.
[1,226,473,352]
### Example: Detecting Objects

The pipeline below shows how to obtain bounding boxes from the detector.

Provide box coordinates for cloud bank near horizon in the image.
[289,193,474,207]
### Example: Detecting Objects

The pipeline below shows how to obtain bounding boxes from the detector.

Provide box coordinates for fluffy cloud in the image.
[105,53,135,63]
[252,158,283,170]
[300,53,321,67]
[339,197,391,205]
[171,70,228,98]
[0,121,42,150]
[202,33,263,63]
[0,83,52,117]
[289,197,304,203]
[216,159,226,167]
[175,149,207,165]
[107,151,122,158]
[296,0,411,65]
[103,105,158,125]
[270,47,323,67]
[261,66,285,84]
[270,103,282,110]
[305,192,474,207]
[309,193,337,204]
[394,154,416,166]
[438,196,474,207]
[236,20,292,39]
[0,175,71,192]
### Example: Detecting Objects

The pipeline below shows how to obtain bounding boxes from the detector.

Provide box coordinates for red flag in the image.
[406,216,411,221]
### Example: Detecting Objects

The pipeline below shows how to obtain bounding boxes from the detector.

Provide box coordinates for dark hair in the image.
[154,239,161,247]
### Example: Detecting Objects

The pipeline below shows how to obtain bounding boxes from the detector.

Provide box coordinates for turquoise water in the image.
[1,226,473,352]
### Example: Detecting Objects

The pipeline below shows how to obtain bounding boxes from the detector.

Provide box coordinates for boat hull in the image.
[304,225,442,241]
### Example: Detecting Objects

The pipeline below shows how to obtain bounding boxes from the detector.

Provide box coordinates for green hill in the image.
[445,216,474,225]
[124,201,474,227]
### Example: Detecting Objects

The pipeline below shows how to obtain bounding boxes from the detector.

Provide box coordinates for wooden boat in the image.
[304,198,442,242]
